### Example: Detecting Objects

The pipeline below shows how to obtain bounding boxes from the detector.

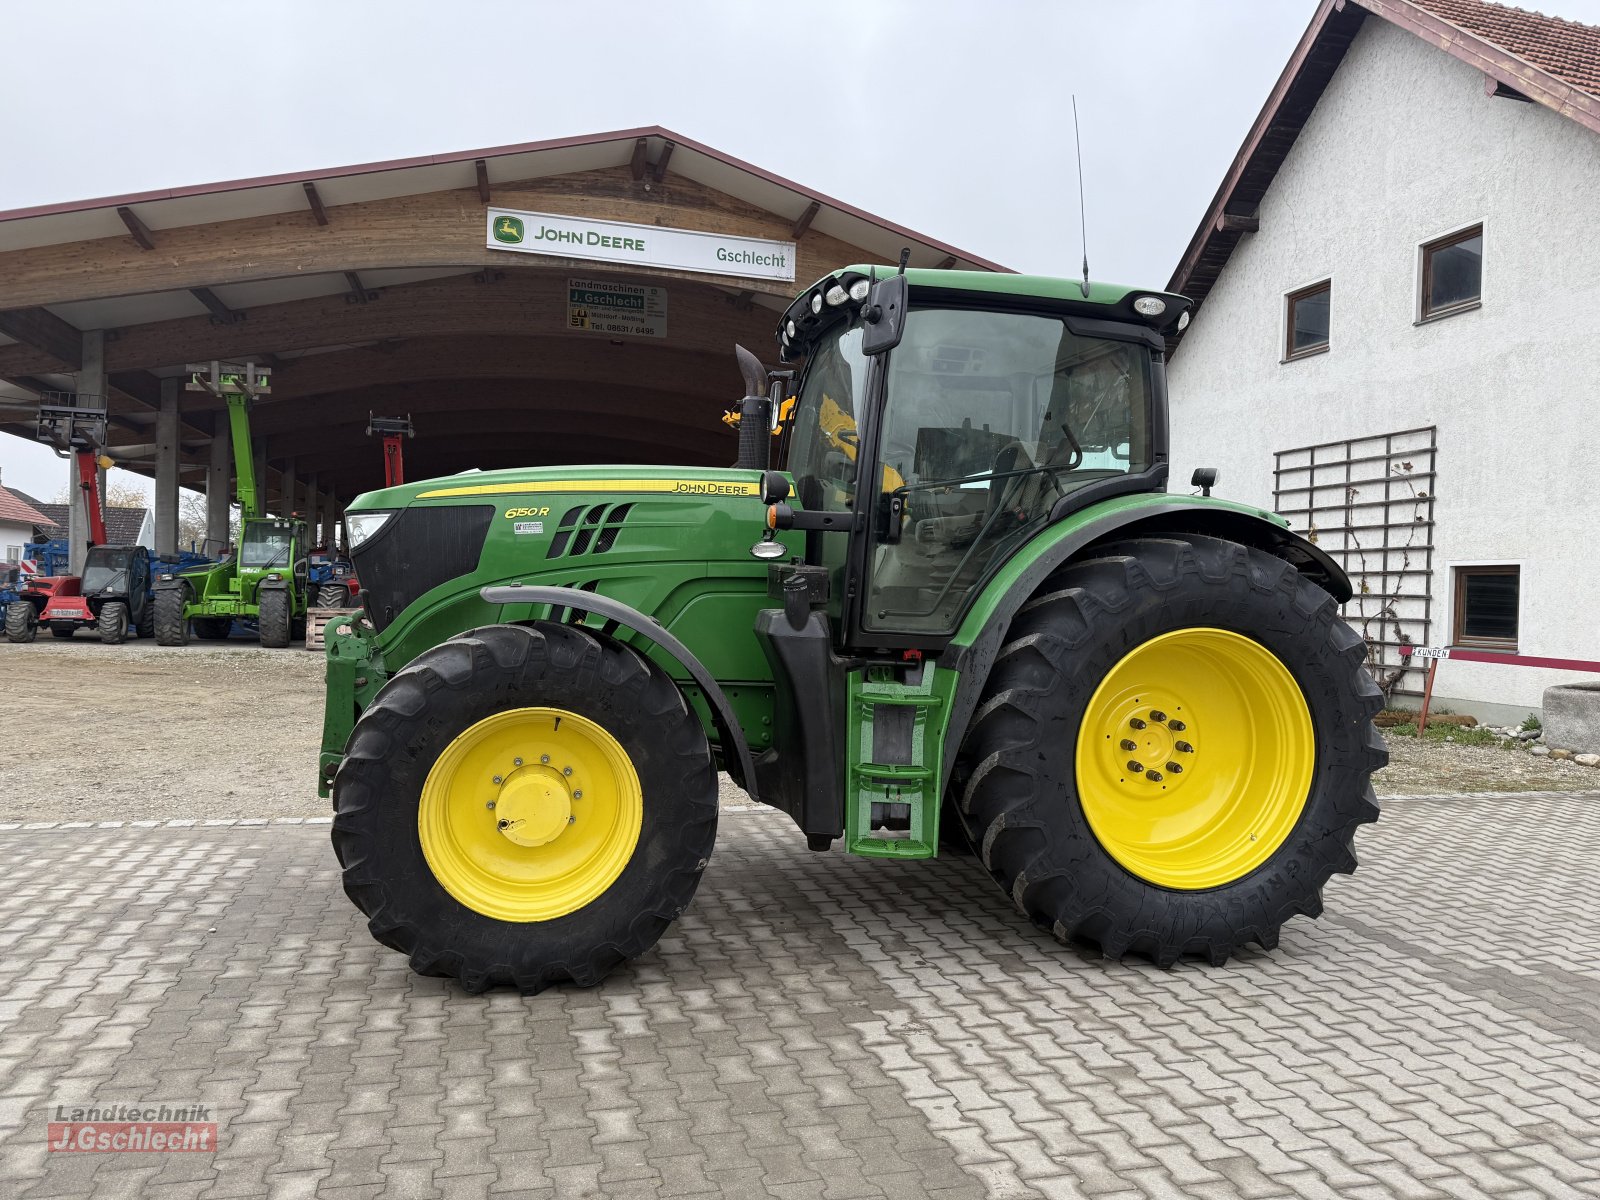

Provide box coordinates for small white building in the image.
[1166,0,1600,723]
[0,482,55,573]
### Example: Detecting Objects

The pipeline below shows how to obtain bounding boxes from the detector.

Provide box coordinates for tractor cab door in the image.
[854,306,1160,643]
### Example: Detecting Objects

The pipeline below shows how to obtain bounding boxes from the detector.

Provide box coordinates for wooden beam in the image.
[1215,212,1260,234]
[629,138,649,181]
[934,256,957,270]
[475,159,491,203]
[344,271,376,304]
[653,140,675,183]
[791,201,821,240]
[0,307,83,367]
[303,181,329,226]
[1484,74,1532,102]
[117,206,156,251]
[190,287,244,324]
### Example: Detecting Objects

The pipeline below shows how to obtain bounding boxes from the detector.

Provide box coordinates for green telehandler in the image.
[319,266,1385,992]
[156,366,309,648]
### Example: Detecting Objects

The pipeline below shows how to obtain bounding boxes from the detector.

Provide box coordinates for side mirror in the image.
[860,274,909,356]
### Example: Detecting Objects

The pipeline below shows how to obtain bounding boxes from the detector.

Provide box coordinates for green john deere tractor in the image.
[320,266,1385,992]
[155,387,309,648]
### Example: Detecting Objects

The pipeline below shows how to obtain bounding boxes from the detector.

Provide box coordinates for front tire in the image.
[257,588,292,648]
[332,622,718,993]
[98,601,129,644]
[4,601,36,643]
[154,588,189,646]
[956,534,1384,966]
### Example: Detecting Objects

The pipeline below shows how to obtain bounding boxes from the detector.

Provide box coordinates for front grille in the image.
[352,504,494,631]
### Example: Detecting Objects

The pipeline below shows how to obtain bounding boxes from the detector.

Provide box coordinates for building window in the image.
[1454,565,1518,650]
[1421,225,1482,320]
[1284,281,1330,361]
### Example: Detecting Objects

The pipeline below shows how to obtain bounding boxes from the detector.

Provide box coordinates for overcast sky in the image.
[5,0,1600,504]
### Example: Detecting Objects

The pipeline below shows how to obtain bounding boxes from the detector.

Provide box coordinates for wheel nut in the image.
[1129,717,1146,730]
[1126,760,1144,773]
[1120,738,1138,751]
[573,790,582,800]
[492,775,503,785]
[563,766,572,776]
[1168,719,1186,732]
[1175,740,1194,754]
[1145,769,1164,782]
[513,757,523,767]
[1150,710,1167,723]
[1166,762,1183,774]
[540,754,550,764]
[486,801,496,810]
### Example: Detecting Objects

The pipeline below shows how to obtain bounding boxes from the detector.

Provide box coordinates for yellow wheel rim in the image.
[1075,628,1315,890]
[418,707,642,922]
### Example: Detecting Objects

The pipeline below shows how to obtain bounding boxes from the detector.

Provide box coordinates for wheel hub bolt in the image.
[540,754,550,764]
[1126,760,1144,773]
[1168,719,1186,732]
[1129,717,1147,730]
[492,775,503,785]
[1175,740,1194,754]
[1149,710,1167,723]
[514,757,523,767]
[563,766,572,776]
[1166,761,1183,774]
[1145,769,1164,782]
[573,790,582,800]
[1120,739,1138,752]
[486,801,496,810]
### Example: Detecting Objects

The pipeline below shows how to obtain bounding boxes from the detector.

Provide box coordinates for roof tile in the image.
[0,486,56,529]
[1412,0,1600,97]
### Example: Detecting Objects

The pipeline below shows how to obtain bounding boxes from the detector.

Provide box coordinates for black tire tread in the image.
[154,588,189,646]
[98,600,129,645]
[957,533,1384,968]
[258,588,292,648]
[4,601,36,644]
[331,621,717,993]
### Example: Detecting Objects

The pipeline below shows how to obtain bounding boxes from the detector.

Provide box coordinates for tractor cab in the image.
[238,517,305,582]
[771,267,1180,644]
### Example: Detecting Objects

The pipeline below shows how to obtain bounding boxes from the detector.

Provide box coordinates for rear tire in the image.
[332,621,718,993]
[317,584,349,608]
[135,600,155,640]
[258,589,292,648]
[4,601,36,643]
[955,534,1384,966]
[154,588,189,646]
[98,601,129,645]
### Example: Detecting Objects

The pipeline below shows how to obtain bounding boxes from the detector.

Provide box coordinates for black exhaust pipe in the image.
[732,345,770,470]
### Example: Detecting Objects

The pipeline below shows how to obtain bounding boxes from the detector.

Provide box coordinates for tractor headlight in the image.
[810,291,823,314]
[1133,296,1168,317]
[1177,311,1191,331]
[346,511,396,548]
[824,284,849,306]
[848,278,871,301]
[786,319,797,338]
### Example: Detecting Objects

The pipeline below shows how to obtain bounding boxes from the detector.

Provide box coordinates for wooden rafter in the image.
[117,206,155,250]
[629,138,649,181]
[190,287,243,324]
[303,181,330,226]
[653,140,675,183]
[0,307,82,367]
[791,201,821,239]
[475,159,491,203]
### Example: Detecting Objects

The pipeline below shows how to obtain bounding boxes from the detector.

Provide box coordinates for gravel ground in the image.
[2,636,1595,820]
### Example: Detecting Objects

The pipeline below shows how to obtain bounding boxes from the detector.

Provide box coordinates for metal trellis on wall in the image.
[1273,426,1437,700]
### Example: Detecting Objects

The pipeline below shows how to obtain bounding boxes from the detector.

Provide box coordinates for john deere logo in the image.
[493,215,524,244]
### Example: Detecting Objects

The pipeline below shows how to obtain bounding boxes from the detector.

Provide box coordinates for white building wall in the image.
[1168,17,1600,717]
[0,519,32,568]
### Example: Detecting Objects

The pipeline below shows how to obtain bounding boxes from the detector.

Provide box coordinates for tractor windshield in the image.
[240,523,293,569]
[865,307,1154,634]
[785,323,872,516]
[81,547,134,594]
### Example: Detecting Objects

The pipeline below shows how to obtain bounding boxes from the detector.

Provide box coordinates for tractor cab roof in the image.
[778,265,1192,361]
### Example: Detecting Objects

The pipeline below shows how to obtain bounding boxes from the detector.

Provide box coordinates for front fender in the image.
[480,584,758,800]
[938,495,1349,794]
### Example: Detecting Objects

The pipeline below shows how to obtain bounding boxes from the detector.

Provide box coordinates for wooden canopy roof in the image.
[0,127,1003,506]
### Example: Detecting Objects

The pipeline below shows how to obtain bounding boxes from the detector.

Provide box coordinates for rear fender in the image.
[480,584,758,799]
[937,499,1350,797]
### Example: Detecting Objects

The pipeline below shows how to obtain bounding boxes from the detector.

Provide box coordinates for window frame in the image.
[1452,562,1519,652]
[1418,222,1484,324]
[1283,279,1332,363]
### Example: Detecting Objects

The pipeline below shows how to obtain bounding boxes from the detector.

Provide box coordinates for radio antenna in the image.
[1072,95,1091,298]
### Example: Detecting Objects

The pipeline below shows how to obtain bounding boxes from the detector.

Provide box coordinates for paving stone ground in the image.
[0,791,1597,1200]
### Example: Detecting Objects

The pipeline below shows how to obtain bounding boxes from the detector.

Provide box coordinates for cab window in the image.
[865,308,1153,634]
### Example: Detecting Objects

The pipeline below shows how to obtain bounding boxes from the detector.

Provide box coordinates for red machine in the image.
[367,413,414,489]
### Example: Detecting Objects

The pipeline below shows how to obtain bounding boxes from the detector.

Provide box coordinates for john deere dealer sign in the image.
[568,278,667,339]
[488,208,795,282]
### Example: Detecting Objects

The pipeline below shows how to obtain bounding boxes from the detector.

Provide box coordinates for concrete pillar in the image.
[254,444,268,517]
[70,330,107,574]
[303,475,319,541]
[281,457,297,520]
[322,501,336,551]
[154,377,180,556]
[206,417,231,556]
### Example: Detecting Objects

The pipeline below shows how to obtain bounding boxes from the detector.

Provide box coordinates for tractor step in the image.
[844,664,951,859]
[305,606,360,651]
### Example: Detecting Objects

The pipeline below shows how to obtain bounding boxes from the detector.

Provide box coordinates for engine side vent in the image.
[546,505,588,559]
[548,503,636,558]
